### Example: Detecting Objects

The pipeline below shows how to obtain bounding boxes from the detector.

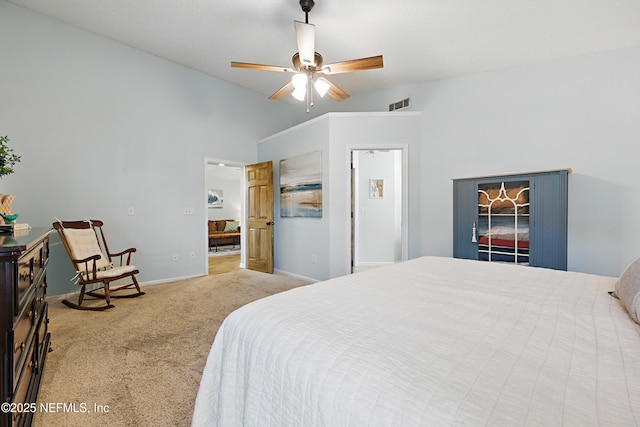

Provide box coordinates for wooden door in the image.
[246,161,274,273]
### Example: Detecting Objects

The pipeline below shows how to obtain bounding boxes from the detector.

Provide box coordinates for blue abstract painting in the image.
[280,150,322,218]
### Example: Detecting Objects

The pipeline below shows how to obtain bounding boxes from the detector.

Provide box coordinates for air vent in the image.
[388,97,410,111]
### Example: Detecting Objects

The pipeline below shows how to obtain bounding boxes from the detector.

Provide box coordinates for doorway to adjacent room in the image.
[205,160,244,274]
[350,147,407,273]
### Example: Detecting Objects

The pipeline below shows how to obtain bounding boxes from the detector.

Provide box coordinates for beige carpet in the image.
[33,268,311,427]
[208,254,241,275]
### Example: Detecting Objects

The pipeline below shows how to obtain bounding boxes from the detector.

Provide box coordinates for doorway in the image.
[205,160,245,274]
[350,148,407,273]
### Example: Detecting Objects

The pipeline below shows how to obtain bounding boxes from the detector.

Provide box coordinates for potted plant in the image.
[0,135,20,178]
[0,135,21,224]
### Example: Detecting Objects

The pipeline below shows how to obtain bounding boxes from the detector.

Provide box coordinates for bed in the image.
[192,256,640,426]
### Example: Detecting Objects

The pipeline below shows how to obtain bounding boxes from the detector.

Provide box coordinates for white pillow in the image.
[614,257,640,324]
[64,228,112,270]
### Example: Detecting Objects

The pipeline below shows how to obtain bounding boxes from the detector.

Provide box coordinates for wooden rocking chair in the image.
[53,219,145,311]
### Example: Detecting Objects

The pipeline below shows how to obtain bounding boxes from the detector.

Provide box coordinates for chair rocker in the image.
[53,219,145,311]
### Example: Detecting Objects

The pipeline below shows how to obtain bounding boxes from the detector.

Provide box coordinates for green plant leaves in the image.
[0,135,21,178]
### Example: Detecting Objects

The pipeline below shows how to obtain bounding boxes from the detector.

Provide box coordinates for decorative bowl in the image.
[1,213,19,224]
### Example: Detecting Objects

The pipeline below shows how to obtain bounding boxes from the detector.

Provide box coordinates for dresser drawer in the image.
[34,274,47,315]
[15,257,33,312]
[31,242,45,283]
[31,302,44,343]
[12,293,35,391]
[35,304,49,373]
[15,242,44,313]
[10,335,36,427]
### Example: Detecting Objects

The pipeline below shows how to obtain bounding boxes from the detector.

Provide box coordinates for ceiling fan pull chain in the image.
[306,77,311,112]
[308,74,314,110]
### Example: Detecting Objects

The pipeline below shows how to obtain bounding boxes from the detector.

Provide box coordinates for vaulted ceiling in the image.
[9,0,640,102]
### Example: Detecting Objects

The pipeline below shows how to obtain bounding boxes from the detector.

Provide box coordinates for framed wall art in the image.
[280,150,322,218]
[208,189,223,208]
[370,179,384,199]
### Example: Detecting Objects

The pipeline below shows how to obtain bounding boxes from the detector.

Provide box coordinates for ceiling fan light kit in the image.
[291,72,308,89]
[313,78,330,97]
[291,72,308,101]
[231,0,383,112]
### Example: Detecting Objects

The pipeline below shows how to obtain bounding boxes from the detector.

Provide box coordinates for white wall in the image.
[257,118,331,280]
[0,1,296,294]
[258,112,421,281]
[300,47,640,277]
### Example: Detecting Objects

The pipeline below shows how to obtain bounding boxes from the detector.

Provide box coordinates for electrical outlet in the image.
[183,208,195,215]
[311,254,317,263]
[190,251,196,259]
[128,207,135,215]
[172,254,179,262]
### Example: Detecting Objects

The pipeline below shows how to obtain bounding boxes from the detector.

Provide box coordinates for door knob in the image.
[266,221,274,226]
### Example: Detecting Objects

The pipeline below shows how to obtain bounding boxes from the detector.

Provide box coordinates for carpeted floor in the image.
[208,254,241,275]
[33,268,311,427]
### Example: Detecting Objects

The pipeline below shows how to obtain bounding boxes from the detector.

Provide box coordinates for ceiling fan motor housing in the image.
[292,52,323,70]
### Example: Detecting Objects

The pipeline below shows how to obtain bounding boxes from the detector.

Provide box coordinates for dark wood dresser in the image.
[0,228,52,427]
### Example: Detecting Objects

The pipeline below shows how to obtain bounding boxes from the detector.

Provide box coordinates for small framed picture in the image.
[208,189,223,208]
[370,179,384,199]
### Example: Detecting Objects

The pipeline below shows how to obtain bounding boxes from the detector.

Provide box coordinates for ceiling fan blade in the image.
[316,77,349,102]
[294,21,315,66]
[231,61,295,73]
[269,81,294,100]
[323,55,384,75]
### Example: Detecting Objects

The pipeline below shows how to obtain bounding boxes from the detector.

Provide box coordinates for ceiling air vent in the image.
[388,97,410,111]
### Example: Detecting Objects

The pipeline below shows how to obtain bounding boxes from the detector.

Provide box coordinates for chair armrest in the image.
[73,254,102,264]
[72,254,102,279]
[109,247,137,266]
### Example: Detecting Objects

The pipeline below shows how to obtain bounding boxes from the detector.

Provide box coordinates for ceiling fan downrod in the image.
[299,0,315,24]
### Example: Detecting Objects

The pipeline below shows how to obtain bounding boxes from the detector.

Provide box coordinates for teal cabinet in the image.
[453,169,568,270]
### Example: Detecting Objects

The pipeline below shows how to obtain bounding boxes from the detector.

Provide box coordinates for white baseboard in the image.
[141,274,205,286]
[274,269,319,283]
[353,261,396,267]
[48,274,207,299]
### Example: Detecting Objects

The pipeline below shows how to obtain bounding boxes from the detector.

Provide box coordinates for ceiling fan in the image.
[231,0,383,112]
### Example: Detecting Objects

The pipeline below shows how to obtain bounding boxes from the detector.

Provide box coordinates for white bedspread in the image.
[192,256,640,426]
